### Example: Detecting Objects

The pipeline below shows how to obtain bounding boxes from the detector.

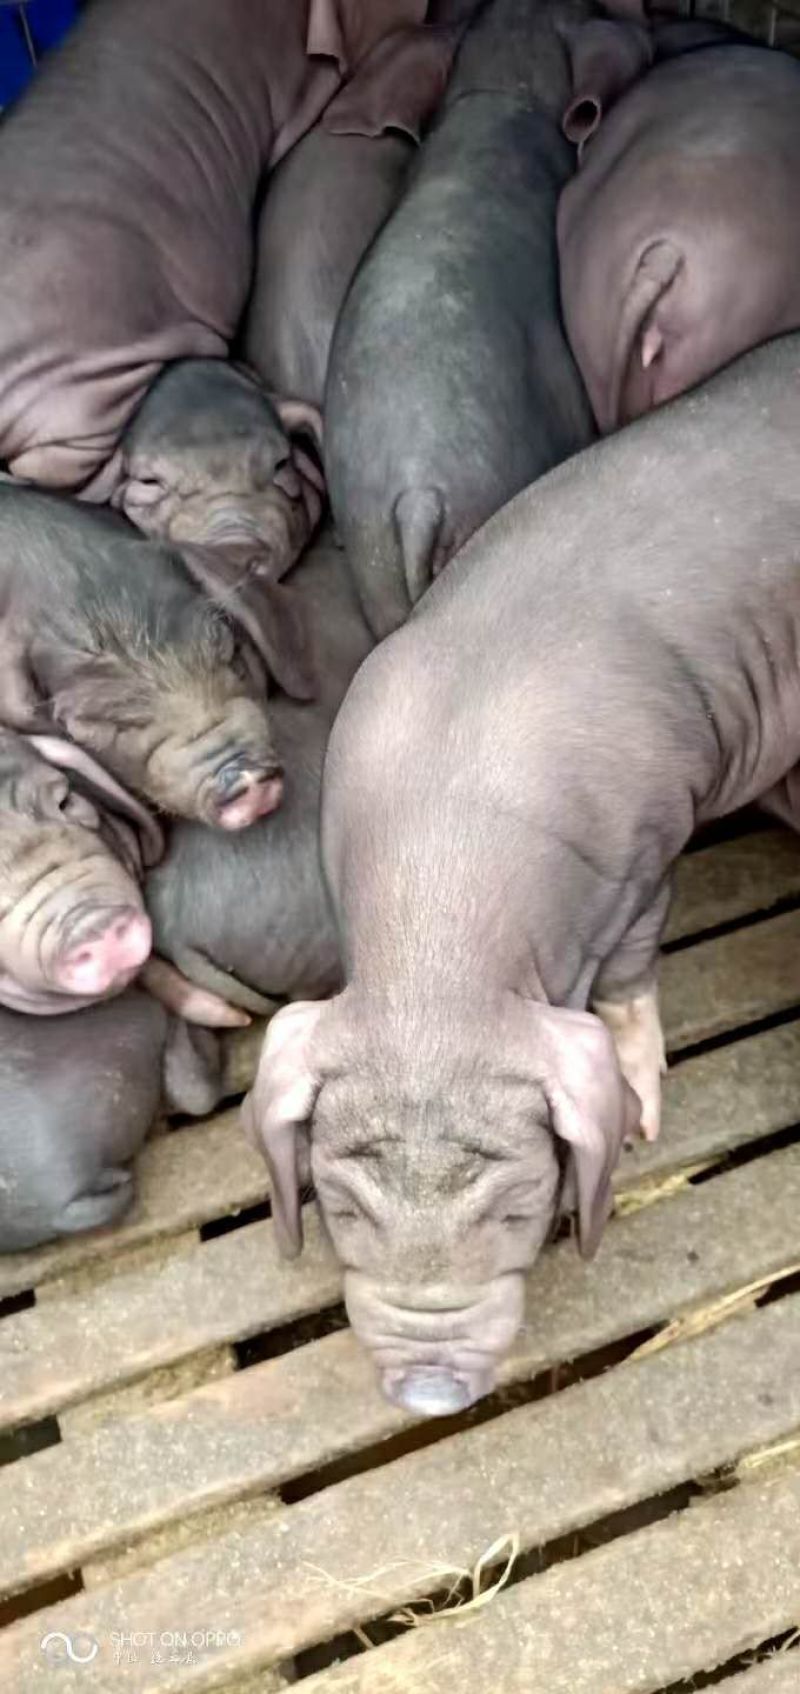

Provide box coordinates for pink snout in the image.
[56,908,152,997]
[215,770,284,830]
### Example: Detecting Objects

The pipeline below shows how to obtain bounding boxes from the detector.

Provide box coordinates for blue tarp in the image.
[0,1,77,107]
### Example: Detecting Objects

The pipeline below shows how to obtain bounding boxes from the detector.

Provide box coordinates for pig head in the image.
[0,729,157,1014]
[0,484,315,829]
[244,992,637,1415]
[116,359,324,572]
[557,43,800,432]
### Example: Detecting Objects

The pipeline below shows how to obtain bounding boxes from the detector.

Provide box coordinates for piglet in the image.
[246,332,800,1415]
[325,0,651,636]
[146,528,374,1095]
[0,0,464,526]
[558,42,800,431]
[0,482,312,829]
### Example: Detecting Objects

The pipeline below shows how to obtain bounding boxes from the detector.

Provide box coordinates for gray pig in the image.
[0,482,310,829]
[246,332,800,1416]
[241,128,415,410]
[0,985,227,1251]
[146,529,374,1094]
[0,0,455,522]
[557,42,800,432]
[324,0,652,636]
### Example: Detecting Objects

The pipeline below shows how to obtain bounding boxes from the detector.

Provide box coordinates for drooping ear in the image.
[273,397,324,465]
[179,543,317,703]
[24,734,165,867]
[241,1000,330,1258]
[563,19,653,150]
[536,1003,640,1258]
[322,23,460,143]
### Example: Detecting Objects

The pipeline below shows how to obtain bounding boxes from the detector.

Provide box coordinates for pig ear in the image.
[241,1001,329,1258]
[23,734,165,867]
[536,1004,640,1257]
[563,19,653,149]
[321,24,459,143]
[273,397,324,461]
[179,543,317,703]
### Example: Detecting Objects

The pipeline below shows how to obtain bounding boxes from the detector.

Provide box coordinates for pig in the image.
[146,528,375,1098]
[0,990,166,1251]
[0,728,156,1015]
[245,332,800,1415]
[324,0,653,637]
[0,983,232,1251]
[557,42,800,433]
[0,0,465,518]
[241,128,415,410]
[0,481,308,829]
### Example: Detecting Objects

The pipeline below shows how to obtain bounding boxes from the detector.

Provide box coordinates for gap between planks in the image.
[1,1304,800,1688]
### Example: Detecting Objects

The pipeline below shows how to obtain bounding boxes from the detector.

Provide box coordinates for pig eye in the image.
[58,790,100,830]
[208,619,236,664]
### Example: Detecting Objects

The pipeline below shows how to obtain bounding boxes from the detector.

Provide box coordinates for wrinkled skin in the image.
[0,0,450,503]
[147,529,374,1100]
[558,43,800,432]
[0,729,155,1014]
[242,128,415,409]
[117,359,324,573]
[0,482,296,830]
[325,0,652,637]
[0,987,227,1252]
[246,334,800,1414]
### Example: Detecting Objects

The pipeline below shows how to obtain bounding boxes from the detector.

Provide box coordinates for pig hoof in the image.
[215,770,284,829]
[57,908,152,997]
[593,988,666,1143]
[55,1170,134,1236]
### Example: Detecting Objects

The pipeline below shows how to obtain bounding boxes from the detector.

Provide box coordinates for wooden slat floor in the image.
[1,821,800,1693]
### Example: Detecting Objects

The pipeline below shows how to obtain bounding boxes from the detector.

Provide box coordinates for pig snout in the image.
[213,761,284,830]
[56,904,152,997]
[344,1272,525,1417]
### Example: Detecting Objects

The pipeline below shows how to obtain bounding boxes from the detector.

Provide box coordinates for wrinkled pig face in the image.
[44,599,284,830]
[312,1068,562,1416]
[119,360,323,574]
[0,735,151,1011]
[247,997,637,1417]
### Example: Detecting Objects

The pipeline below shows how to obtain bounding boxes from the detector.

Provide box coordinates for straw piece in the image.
[628,1260,800,1360]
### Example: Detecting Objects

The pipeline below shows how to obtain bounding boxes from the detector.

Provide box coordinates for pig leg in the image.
[162,1019,224,1117]
[591,880,672,1142]
[141,956,252,1029]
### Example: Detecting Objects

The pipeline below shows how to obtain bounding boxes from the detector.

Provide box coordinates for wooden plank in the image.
[717,1661,800,1693]
[666,828,800,942]
[661,909,800,1050]
[2,1150,800,1594]
[2,1302,800,1688]
[299,1470,800,1694]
